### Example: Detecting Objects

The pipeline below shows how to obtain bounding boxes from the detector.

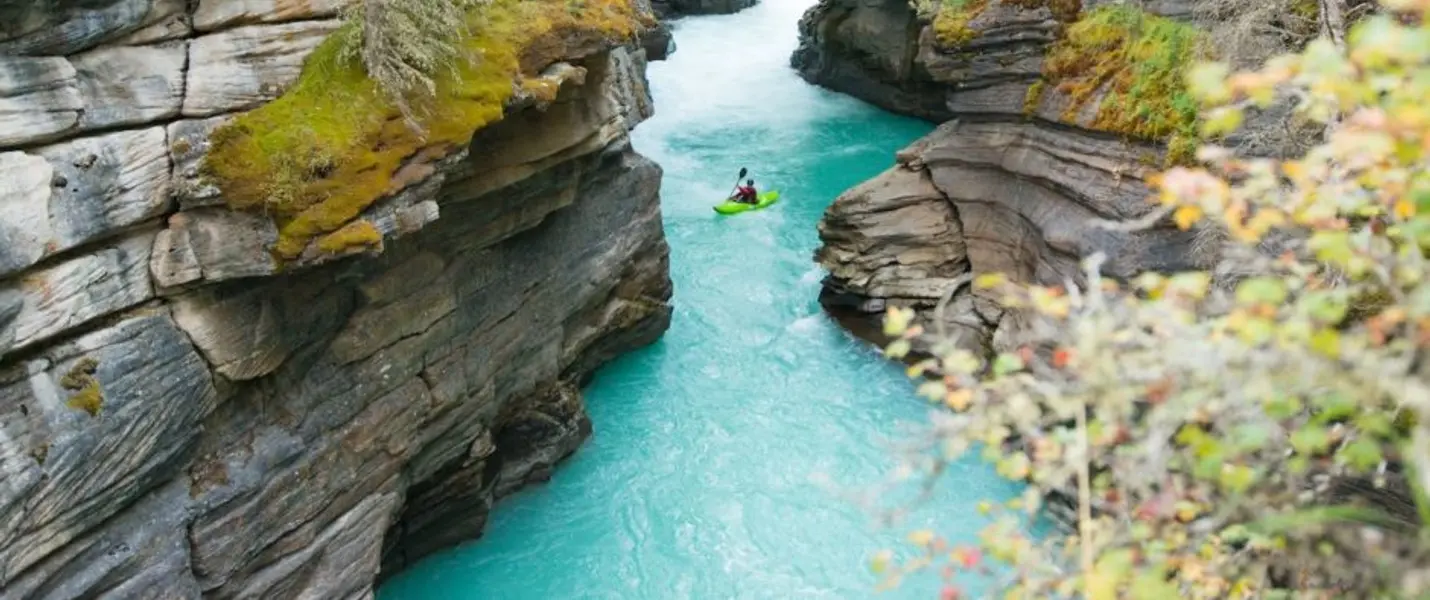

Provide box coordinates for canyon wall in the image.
[794,0,1217,352]
[0,1,672,597]
[653,0,760,17]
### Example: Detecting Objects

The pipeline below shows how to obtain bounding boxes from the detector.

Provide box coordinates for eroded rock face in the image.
[799,0,1204,353]
[791,0,950,120]
[0,1,672,597]
[817,121,1198,354]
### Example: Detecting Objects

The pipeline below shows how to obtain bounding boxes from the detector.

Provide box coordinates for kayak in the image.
[713,190,780,215]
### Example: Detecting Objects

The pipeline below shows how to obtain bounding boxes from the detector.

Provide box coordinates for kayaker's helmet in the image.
[746,179,755,186]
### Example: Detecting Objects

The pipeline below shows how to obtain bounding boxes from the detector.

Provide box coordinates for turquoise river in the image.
[379,1,1022,597]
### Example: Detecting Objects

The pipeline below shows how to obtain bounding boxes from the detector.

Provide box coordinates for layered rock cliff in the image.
[795,0,1255,352]
[0,1,672,597]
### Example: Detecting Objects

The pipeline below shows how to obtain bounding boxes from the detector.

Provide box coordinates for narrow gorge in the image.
[0,0,678,596]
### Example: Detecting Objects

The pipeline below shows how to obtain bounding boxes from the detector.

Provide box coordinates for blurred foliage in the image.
[873,0,1430,597]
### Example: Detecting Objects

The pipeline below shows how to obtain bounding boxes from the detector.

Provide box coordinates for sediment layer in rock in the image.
[798,0,1207,353]
[817,120,1198,354]
[0,1,673,597]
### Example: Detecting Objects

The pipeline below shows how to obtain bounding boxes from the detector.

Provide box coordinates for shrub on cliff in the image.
[336,0,491,129]
[872,0,1430,597]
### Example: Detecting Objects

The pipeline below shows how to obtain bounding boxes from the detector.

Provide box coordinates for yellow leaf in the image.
[870,549,893,574]
[1310,328,1341,358]
[974,273,1008,289]
[1085,571,1119,600]
[1245,208,1286,236]
[1281,160,1305,181]
[1174,204,1204,230]
[907,530,935,547]
[944,389,974,411]
[1395,198,1416,218]
[1201,106,1244,137]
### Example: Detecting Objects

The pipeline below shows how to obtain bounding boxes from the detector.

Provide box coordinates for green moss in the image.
[58,356,98,390]
[201,0,643,262]
[316,219,383,255]
[931,0,988,48]
[66,382,103,417]
[30,443,49,465]
[59,357,103,417]
[1291,0,1320,22]
[1041,5,1203,165]
[1023,80,1045,115]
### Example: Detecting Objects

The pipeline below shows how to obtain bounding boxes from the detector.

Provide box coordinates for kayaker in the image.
[733,179,758,204]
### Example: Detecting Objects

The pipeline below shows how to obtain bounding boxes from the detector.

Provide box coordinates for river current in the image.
[379,1,1020,597]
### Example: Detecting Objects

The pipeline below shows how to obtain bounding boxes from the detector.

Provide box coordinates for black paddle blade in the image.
[737,167,748,179]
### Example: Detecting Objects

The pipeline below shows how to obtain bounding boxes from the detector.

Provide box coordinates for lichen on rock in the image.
[200,0,647,262]
[926,0,989,48]
[59,356,103,416]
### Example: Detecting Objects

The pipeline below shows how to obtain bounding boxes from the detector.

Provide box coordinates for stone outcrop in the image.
[0,1,672,598]
[638,0,758,60]
[798,0,1210,353]
[652,0,759,18]
[817,119,1200,353]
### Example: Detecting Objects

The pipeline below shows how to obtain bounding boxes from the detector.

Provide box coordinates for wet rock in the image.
[216,486,403,599]
[640,21,675,60]
[2,480,203,600]
[0,42,185,148]
[182,19,342,117]
[150,208,279,289]
[193,0,347,32]
[816,163,968,311]
[71,40,187,130]
[1,231,156,356]
[814,161,988,353]
[33,127,172,257]
[0,312,218,582]
[791,0,953,120]
[652,0,757,17]
[0,289,19,356]
[111,0,191,46]
[0,56,82,147]
[0,152,54,277]
[0,0,186,56]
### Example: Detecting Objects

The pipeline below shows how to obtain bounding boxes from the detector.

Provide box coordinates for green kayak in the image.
[713,190,780,215]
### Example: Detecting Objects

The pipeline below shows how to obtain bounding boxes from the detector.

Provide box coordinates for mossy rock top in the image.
[200,0,647,262]
[1031,4,1203,164]
[924,0,1201,166]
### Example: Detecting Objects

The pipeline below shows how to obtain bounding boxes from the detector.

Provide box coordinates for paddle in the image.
[726,167,748,200]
